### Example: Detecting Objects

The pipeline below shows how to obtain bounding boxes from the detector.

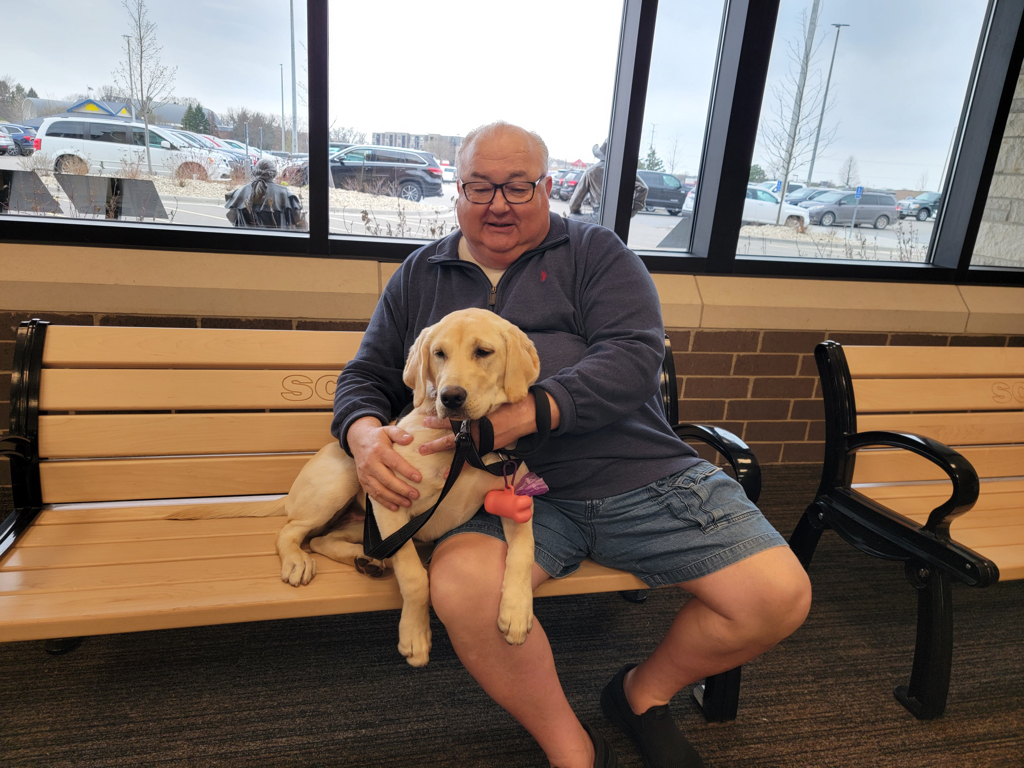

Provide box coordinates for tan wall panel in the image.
[960,285,1024,335]
[39,412,335,458]
[39,369,342,411]
[39,454,311,503]
[852,445,1024,484]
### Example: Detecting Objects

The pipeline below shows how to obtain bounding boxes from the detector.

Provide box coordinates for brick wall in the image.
[3,311,1022,492]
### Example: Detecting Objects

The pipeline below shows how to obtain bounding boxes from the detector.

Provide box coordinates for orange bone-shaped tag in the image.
[484,487,533,523]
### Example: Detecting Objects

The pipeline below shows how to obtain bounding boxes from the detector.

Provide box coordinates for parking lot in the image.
[0,156,935,260]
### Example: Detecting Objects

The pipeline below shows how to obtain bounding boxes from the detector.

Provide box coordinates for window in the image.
[738,0,989,263]
[328,0,623,238]
[1,0,308,234]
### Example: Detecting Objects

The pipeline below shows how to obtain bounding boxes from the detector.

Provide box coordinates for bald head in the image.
[457,121,549,175]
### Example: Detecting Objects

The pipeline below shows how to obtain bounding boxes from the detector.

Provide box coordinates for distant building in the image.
[19,98,227,132]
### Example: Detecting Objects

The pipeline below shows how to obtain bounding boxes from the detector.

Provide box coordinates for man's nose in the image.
[489,188,511,212]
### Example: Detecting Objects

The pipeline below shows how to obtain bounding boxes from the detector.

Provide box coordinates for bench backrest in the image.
[821,344,1024,486]
[11,322,681,507]
[16,323,361,505]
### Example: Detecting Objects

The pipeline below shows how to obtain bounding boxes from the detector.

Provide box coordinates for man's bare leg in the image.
[624,545,811,713]
[430,533,597,768]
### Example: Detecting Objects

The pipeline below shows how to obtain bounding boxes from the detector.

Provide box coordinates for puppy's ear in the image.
[403,326,434,408]
[502,326,541,404]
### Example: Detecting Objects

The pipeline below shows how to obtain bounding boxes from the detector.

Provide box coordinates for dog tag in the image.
[484,487,533,523]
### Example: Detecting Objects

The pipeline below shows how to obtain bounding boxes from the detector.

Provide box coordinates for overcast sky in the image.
[4,0,990,190]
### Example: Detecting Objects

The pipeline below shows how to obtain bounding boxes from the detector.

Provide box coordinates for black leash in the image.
[361,385,551,561]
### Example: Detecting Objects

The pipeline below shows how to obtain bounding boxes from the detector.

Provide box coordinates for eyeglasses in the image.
[460,177,547,204]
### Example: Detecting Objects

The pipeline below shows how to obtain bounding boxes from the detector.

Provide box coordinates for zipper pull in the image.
[489,285,497,310]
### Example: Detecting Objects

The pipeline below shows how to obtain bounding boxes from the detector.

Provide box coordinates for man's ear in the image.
[403,326,434,408]
[502,326,541,404]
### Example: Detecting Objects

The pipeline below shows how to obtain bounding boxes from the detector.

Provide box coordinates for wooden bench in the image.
[1,319,760,721]
[791,341,1024,719]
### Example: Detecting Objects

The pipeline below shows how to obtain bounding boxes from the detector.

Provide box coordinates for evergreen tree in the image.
[638,147,664,172]
[27,87,38,98]
[749,164,767,183]
[181,103,197,131]
[182,102,211,134]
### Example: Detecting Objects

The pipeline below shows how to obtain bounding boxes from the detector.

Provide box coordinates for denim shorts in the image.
[434,460,788,587]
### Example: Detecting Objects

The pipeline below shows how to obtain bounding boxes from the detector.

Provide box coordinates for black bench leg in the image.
[894,562,952,720]
[691,666,742,722]
[789,502,827,570]
[44,637,83,655]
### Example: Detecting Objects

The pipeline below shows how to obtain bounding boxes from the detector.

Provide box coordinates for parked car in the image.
[35,115,233,179]
[802,190,898,229]
[637,170,686,215]
[742,186,810,227]
[441,165,457,183]
[0,128,15,155]
[758,180,804,196]
[897,191,942,221]
[288,145,443,201]
[784,186,831,205]
[0,123,36,155]
[548,169,571,198]
[558,170,583,201]
[170,130,249,171]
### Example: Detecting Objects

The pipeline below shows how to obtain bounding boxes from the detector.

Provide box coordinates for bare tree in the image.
[756,2,839,217]
[915,170,929,191]
[665,132,682,175]
[113,0,176,174]
[330,126,366,145]
[838,155,859,188]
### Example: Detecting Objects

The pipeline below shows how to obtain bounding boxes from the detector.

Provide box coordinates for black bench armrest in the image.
[674,424,761,504]
[845,430,980,537]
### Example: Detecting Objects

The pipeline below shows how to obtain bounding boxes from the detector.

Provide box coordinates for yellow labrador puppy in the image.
[172,309,540,667]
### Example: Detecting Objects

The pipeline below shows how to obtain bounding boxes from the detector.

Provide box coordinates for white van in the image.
[36,115,232,180]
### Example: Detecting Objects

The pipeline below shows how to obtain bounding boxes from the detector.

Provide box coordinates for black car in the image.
[549,169,572,199]
[329,145,443,202]
[0,123,36,155]
[558,170,584,201]
[637,170,687,215]
[897,191,942,221]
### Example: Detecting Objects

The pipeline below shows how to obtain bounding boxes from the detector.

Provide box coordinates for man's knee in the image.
[429,534,507,624]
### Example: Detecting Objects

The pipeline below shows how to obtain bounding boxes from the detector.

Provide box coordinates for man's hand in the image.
[347,416,423,512]
[418,391,560,456]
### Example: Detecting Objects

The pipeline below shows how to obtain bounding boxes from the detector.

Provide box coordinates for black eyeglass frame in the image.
[458,176,549,204]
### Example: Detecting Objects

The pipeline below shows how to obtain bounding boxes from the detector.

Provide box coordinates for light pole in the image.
[289,0,298,154]
[280,63,286,152]
[806,23,848,185]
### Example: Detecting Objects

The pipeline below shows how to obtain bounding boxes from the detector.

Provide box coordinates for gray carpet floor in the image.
[1,465,1021,767]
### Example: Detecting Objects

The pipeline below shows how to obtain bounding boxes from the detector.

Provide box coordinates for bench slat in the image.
[0,548,643,642]
[42,326,364,369]
[15,517,284,547]
[858,479,1024,501]
[981,547,1024,580]
[852,445,1024,484]
[857,489,1023,527]
[32,499,286,525]
[856,412,1024,447]
[40,454,310,504]
[39,369,341,411]
[854,378,1024,413]
[39,412,334,458]
[844,346,1024,379]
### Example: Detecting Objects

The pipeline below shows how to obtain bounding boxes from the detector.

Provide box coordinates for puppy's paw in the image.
[498,595,534,646]
[280,550,317,586]
[398,620,432,667]
[354,556,387,578]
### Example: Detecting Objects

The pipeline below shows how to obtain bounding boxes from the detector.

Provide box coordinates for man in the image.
[569,139,648,221]
[333,121,811,768]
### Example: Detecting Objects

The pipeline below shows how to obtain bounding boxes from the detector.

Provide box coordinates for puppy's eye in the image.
[433,349,446,360]
[475,348,494,359]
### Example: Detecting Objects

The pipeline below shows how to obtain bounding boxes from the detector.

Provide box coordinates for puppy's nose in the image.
[440,386,467,411]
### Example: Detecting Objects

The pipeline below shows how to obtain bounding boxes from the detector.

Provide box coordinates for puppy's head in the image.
[403,308,540,420]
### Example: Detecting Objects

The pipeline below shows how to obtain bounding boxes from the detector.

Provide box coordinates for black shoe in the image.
[583,722,619,768]
[600,664,704,768]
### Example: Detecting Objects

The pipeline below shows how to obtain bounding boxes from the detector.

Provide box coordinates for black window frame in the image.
[3,0,1023,284]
